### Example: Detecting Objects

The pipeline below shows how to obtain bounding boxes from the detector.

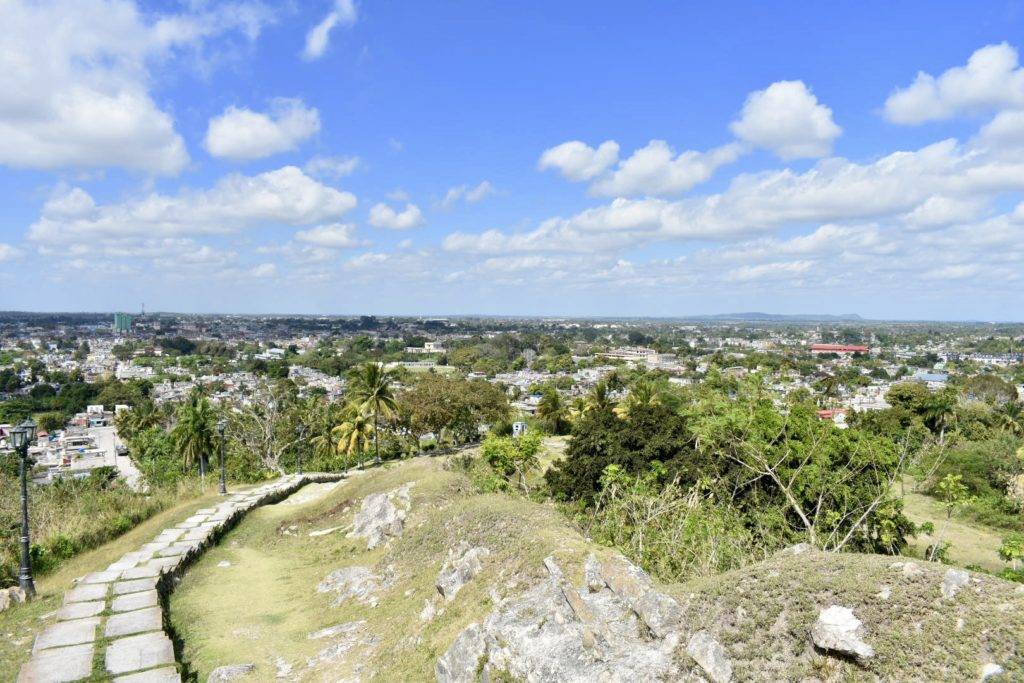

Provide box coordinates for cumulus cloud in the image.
[902,195,987,230]
[440,181,496,208]
[885,43,1024,124]
[368,202,425,230]
[294,222,363,248]
[730,80,841,159]
[29,166,357,244]
[538,140,620,181]
[726,260,813,282]
[0,0,274,175]
[249,263,278,278]
[303,0,357,61]
[0,244,23,262]
[205,99,320,161]
[590,140,743,197]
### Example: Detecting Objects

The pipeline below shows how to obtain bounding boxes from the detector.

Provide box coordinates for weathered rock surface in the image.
[687,630,733,683]
[437,542,490,601]
[317,566,392,607]
[207,663,256,682]
[347,483,413,549]
[436,554,688,682]
[810,605,874,660]
[942,568,970,599]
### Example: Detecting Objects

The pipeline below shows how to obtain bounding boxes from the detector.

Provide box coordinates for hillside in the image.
[169,455,1024,682]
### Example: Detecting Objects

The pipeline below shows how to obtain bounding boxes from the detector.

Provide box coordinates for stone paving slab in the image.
[63,584,108,603]
[33,617,100,652]
[16,642,93,682]
[113,577,158,595]
[105,606,163,638]
[106,632,176,675]
[56,600,105,621]
[111,589,158,613]
[21,473,344,683]
[113,667,182,682]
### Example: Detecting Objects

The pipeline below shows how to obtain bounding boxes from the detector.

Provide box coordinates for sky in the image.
[2,1,1024,320]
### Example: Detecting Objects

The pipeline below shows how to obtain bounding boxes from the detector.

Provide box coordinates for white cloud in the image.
[922,264,979,280]
[0,244,23,262]
[304,155,360,178]
[294,223,362,248]
[205,99,320,161]
[249,263,278,278]
[726,260,813,282]
[885,43,1024,124]
[0,0,274,175]
[590,140,743,197]
[30,166,357,244]
[902,195,987,229]
[538,140,620,181]
[440,181,495,208]
[303,0,357,61]
[387,189,410,202]
[730,80,841,159]
[368,202,425,230]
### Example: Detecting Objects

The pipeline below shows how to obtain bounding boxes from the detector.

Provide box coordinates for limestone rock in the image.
[811,605,874,660]
[942,568,970,599]
[420,598,438,622]
[778,542,813,557]
[981,663,1005,680]
[207,663,256,681]
[599,555,683,638]
[436,555,684,682]
[347,483,413,549]
[584,553,605,593]
[687,630,733,683]
[317,566,391,607]
[437,543,490,601]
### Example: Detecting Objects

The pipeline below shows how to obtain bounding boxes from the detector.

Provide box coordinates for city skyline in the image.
[2,2,1024,320]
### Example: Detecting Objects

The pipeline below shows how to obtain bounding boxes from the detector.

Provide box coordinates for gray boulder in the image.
[347,483,413,549]
[942,568,970,599]
[599,555,683,638]
[437,542,491,601]
[687,630,732,683]
[317,566,391,607]
[436,623,487,683]
[811,605,874,660]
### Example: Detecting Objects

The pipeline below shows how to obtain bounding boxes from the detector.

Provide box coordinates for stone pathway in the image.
[19,473,344,683]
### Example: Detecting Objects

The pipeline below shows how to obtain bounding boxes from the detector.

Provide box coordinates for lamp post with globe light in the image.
[10,418,37,598]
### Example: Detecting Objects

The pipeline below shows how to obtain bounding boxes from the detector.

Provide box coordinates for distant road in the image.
[87,425,143,490]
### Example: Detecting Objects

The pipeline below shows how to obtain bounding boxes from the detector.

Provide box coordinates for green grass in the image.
[899,478,1008,572]
[0,486,247,681]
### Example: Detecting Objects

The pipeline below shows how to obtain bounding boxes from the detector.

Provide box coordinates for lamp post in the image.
[11,418,37,598]
[216,419,227,495]
[295,424,306,475]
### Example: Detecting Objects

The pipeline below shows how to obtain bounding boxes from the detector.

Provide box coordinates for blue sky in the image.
[2,1,1024,319]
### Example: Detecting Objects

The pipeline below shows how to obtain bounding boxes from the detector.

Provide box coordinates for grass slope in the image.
[171,455,1024,682]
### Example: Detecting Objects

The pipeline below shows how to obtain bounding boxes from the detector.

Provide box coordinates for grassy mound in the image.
[169,455,1024,681]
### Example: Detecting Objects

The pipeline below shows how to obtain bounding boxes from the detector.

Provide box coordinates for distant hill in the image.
[683,312,865,322]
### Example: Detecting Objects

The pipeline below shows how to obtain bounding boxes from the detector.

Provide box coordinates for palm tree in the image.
[614,378,679,419]
[172,389,216,477]
[536,387,567,434]
[567,396,588,423]
[998,400,1024,437]
[345,362,399,465]
[585,381,614,414]
[333,406,374,470]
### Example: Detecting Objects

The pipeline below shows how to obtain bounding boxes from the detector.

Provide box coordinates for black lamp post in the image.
[295,424,306,475]
[216,419,227,495]
[11,418,37,598]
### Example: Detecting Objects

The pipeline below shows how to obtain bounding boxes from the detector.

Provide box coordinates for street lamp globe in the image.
[9,426,26,450]
[20,418,37,443]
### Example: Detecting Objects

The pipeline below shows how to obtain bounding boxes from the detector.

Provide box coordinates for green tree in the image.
[172,389,216,477]
[333,405,374,470]
[999,533,1024,571]
[536,387,569,435]
[346,362,399,465]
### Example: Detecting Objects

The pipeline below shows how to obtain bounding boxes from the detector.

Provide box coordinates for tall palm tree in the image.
[536,387,567,434]
[333,406,374,471]
[585,381,614,414]
[172,389,216,475]
[614,378,679,419]
[346,362,399,465]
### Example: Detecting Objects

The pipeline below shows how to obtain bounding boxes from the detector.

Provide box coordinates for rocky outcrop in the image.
[0,586,26,613]
[207,663,255,681]
[317,565,394,607]
[436,554,690,682]
[347,483,413,549]
[810,605,874,660]
[687,630,733,683]
[437,542,491,601]
[942,568,970,599]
